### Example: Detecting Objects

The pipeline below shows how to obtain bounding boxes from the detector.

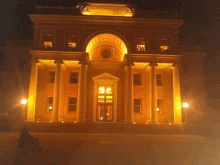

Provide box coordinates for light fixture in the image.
[183,102,189,108]
[62,121,64,123]
[21,99,27,105]
[134,122,136,124]
[146,122,148,124]
[74,121,77,123]
[157,108,160,112]
[169,123,172,125]
[37,121,39,123]
[50,121,52,123]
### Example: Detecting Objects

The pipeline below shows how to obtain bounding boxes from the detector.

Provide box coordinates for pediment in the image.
[92,72,119,81]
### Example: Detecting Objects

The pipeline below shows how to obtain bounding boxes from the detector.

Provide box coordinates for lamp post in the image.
[21,99,27,121]
[182,102,189,125]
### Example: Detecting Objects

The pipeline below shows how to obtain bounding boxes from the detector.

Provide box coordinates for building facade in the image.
[25,3,205,124]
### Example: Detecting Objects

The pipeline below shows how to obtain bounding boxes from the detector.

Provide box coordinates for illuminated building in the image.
[21,2,206,124]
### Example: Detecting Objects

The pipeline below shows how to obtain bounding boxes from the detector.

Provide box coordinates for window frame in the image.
[68,97,77,112]
[69,72,78,84]
[136,38,146,53]
[133,74,141,85]
[48,71,55,84]
[47,97,53,112]
[157,99,163,114]
[134,99,141,114]
[156,74,162,86]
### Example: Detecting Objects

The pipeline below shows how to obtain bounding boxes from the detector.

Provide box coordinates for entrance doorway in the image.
[97,86,114,122]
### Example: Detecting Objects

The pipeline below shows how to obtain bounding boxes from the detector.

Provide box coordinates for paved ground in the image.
[0,132,220,165]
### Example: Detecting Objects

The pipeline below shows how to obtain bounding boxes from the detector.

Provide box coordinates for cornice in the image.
[29,14,184,29]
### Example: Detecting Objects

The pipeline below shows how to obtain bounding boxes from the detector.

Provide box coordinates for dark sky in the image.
[1,0,220,59]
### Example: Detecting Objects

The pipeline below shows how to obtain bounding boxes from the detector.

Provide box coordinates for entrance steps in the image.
[24,122,184,134]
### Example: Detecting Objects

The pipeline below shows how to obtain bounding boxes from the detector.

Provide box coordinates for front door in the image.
[97,86,114,122]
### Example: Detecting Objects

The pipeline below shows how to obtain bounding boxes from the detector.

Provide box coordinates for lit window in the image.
[48,71,55,84]
[137,38,145,52]
[98,86,105,94]
[69,72,78,84]
[68,35,77,48]
[43,35,53,48]
[69,97,77,112]
[47,97,53,111]
[160,46,169,51]
[134,74,141,85]
[156,74,162,86]
[134,99,141,113]
[159,39,169,52]
[157,99,162,113]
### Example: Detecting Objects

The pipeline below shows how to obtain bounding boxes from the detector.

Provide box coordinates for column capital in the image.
[172,62,181,67]
[149,62,158,67]
[78,61,87,65]
[54,60,63,64]
[30,59,39,64]
[126,61,134,66]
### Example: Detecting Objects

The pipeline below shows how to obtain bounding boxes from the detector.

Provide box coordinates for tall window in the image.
[137,38,145,52]
[68,35,77,48]
[48,71,55,84]
[69,97,77,112]
[69,72,78,84]
[156,74,162,86]
[134,99,141,113]
[134,74,141,85]
[47,97,53,112]
[157,99,162,114]
[43,34,53,48]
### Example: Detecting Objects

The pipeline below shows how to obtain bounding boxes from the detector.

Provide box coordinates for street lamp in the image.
[182,102,189,124]
[21,99,27,105]
[21,99,27,121]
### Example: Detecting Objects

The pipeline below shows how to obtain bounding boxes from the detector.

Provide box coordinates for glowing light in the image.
[106,88,112,94]
[50,121,52,123]
[74,121,77,123]
[62,121,64,123]
[183,103,189,108]
[157,123,159,125]
[107,113,109,115]
[157,108,160,112]
[146,122,148,124]
[99,87,105,94]
[134,122,136,124]
[100,117,103,120]
[21,99,27,105]
[44,42,52,48]
[160,46,168,51]
[169,123,172,125]
[37,121,39,123]
[49,106,53,110]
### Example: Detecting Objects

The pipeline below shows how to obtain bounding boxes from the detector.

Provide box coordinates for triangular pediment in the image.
[92,72,119,81]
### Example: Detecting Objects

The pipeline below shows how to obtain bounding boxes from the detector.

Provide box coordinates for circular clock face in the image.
[101,49,111,59]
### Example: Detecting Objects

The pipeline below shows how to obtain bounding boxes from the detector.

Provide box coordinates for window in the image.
[156,74,162,86]
[47,97,53,112]
[134,74,141,85]
[69,97,77,112]
[134,99,141,113]
[68,35,77,48]
[69,72,78,84]
[157,99,162,114]
[158,36,170,52]
[43,34,53,48]
[137,38,145,52]
[48,71,55,84]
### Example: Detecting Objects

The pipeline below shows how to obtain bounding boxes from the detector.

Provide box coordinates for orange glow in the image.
[44,41,52,48]
[86,33,127,60]
[183,102,189,108]
[160,46,168,51]
[21,99,27,105]
[68,42,76,48]
[80,3,134,17]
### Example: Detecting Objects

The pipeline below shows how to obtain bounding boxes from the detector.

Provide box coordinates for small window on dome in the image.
[43,35,53,48]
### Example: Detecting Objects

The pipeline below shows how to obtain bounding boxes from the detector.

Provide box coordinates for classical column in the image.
[77,61,87,122]
[26,59,39,121]
[52,60,63,122]
[149,62,158,123]
[126,62,134,123]
[173,64,182,124]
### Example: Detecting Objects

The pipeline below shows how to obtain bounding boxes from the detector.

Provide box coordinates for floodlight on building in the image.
[183,103,189,108]
[21,99,27,105]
